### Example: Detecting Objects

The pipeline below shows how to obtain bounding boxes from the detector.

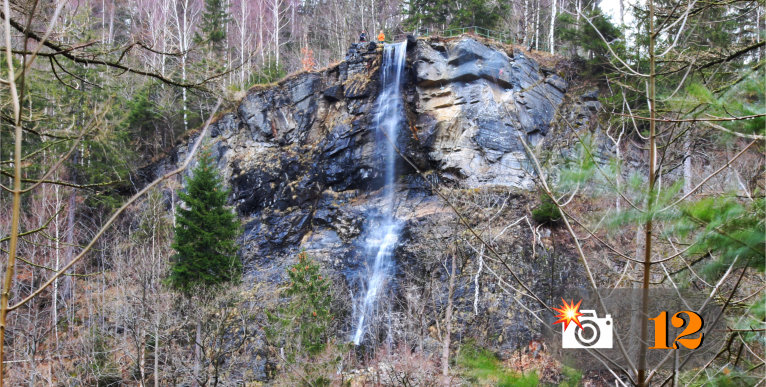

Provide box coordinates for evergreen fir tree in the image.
[267,251,334,358]
[168,152,241,298]
[405,0,505,30]
[199,0,230,50]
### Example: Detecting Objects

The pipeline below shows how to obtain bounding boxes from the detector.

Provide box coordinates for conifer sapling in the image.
[168,152,241,298]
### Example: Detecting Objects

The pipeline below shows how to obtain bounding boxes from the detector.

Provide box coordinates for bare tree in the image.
[0,1,222,374]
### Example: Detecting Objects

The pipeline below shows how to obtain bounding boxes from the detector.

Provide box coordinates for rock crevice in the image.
[145,37,601,369]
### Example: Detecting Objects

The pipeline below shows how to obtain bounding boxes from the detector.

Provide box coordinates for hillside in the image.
[134,36,609,383]
[1,12,762,384]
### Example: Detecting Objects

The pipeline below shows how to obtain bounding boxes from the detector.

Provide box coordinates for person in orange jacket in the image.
[377,30,385,43]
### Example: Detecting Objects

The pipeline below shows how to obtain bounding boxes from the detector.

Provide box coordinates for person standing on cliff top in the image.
[359,30,367,42]
[377,30,385,43]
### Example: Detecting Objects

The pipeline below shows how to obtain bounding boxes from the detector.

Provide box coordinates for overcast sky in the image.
[598,0,639,46]
[600,0,622,21]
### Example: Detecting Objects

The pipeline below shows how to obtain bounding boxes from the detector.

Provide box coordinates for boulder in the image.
[322,85,344,101]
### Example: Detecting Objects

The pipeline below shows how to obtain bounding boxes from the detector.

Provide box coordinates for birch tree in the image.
[0,3,223,383]
[549,0,556,53]
[527,0,766,384]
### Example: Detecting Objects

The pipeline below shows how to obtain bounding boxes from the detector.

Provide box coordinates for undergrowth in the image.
[457,343,539,387]
[457,342,582,386]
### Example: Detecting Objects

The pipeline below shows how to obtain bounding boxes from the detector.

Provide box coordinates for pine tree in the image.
[199,0,230,50]
[267,251,334,358]
[405,0,505,30]
[168,152,241,298]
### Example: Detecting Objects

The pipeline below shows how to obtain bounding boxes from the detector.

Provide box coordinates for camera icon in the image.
[562,310,613,349]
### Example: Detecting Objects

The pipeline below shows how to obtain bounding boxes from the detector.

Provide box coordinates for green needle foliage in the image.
[675,195,765,279]
[532,193,563,225]
[198,0,230,49]
[680,71,766,140]
[405,0,506,30]
[267,251,334,359]
[555,9,623,70]
[168,152,242,298]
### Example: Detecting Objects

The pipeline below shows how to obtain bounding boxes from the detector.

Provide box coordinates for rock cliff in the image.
[149,36,598,378]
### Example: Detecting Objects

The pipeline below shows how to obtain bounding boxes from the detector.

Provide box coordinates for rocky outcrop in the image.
[412,38,567,188]
[147,37,599,378]
[174,37,574,264]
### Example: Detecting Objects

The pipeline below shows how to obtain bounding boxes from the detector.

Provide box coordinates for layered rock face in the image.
[413,38,566,188]
[154,37,589,367]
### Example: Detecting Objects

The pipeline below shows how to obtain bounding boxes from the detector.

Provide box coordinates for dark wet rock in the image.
[414,42,449,86]
[344,79,373,99]
[546,74,567,93]
[230,152,317,215]
[210,113,241,139]
[289,73,320,103]
[345,42,380,79]
[151,37,592,379]
[449,39,515,88]
[406,34,417,49]
[311,192,364,241]
[585,100,602,112]
[239,93,273,141]
[317,120,378,191]
[582,88,599,101]
[243,207,313,263]
[323,85,344,101]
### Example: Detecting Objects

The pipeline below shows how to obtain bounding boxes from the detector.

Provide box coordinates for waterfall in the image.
[351,41,408,346]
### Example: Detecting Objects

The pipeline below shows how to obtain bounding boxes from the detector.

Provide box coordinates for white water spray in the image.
[352,41,407,345]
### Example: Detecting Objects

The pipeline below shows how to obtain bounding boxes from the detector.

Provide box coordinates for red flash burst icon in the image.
[553,298,584,330]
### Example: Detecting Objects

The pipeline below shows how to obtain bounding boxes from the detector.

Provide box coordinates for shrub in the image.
[367,344,441,387]
[532,193,562,225]
[457,343,539,387]
[85,328,122,387]
[267,251,334,358]
[250,59,286,85]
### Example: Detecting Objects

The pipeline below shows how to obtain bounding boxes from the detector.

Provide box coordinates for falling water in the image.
[351,41,408,345]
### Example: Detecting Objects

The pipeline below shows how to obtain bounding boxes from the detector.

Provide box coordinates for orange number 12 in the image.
[648,310,704,350]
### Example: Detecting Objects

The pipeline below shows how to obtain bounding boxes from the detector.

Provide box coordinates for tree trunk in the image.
[758,6,763,61]
[549,0,556,54]
[154,316,160,387]
[62,191,76,304]
[53,184,61,348]
[683,133,692,195]
[619,0,625,25]
[576,0,580,29]
[239,1,246,88]
[194,317,202,387]
[534,0,540,50]
[0,2,24,378]
[441,254,457,377]
[139,336,147,387]
[108,1,114,44]
[273,0,280,69]
[637,1,657,384]
[523,0,529,46]
[179,0,189,132]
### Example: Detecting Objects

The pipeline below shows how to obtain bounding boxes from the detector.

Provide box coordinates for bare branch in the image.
[7,98,222,312]
[618,112,766,123]
[659,140,758,212]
